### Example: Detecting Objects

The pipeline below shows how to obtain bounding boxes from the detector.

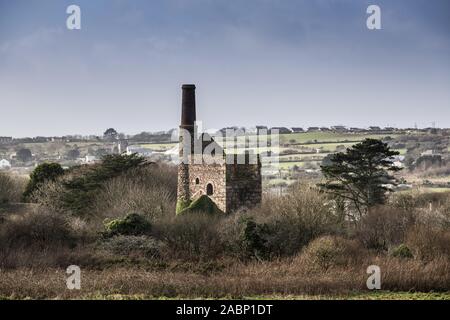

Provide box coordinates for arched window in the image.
[195,178,200,185]
[206,183,214,196]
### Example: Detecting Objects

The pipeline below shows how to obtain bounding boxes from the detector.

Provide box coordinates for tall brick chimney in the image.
[177,84,196,212]
[180,84,196,128]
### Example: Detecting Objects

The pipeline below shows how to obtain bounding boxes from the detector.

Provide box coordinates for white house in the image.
[0,159,11,170]
[84,155,98,163]
[126,145,153,157]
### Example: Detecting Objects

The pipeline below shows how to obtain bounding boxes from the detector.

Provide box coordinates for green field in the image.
[279,132,399,144]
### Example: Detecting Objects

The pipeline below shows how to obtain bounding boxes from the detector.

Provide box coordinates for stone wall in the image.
[188,162,227,212]
[225,161,262,212]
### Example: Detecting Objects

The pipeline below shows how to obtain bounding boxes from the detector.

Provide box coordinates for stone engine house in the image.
[177,84,262,214]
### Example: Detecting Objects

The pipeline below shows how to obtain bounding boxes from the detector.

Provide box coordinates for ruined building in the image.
[176,84,262,214]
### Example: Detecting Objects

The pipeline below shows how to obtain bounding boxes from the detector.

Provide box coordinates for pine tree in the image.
[319,139,402,218]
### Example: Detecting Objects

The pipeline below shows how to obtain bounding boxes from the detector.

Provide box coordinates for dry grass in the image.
[1,255,449,299]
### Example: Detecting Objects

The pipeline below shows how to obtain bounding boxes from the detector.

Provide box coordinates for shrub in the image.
[93,164,177,220]
[153,213,223,260]
[23,163,64,201]
[29,180,67,213]
[233,184,338,257]
[100,235,162,258]
[390,190,449,212]
[406,225,450,262]
[103,213,152,237]
[390,244,413,259]
[355,206,415,251]
[61,154,147,214]
[0,172,27,204]
[0,209,80,268]
[0,210,76,250]
[299,236,365,271]
[238,217,271,260]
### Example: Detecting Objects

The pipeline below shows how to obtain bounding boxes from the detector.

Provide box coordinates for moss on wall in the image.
[177,195,223,215]
[176,199,192,215]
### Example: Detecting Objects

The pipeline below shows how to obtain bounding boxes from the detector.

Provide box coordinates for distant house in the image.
[307,127,320,132]
[291,127,304,133]
[421,149,440,156]
[84,155,98,163]
[349,127,365,133]
[320,127,331,132]
[0,159,11,170]
[126,145,153,157]
[256,126,268,134]
[369,126,382,132]
[270,127,292,134]
[0,137,13,144]
[331,125,347,132]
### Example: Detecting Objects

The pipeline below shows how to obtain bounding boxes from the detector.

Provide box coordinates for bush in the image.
[30,180,67,213]
[23,163,64,201]
[93,164,177,220]
[355,206,415,251]
[153,213,223,260]
[238,217,271,260]
[100,235,162,258]
[61,154,147,214]
[390,244,413,259]
[103,213,152,237]
[0,172,27,204]
[30,156,177,219]
[242,184,337,257]
[0,210,76,249]
[0,209,80,268]
[390,190,449,212]
[406,225,450,262]
[299,236,365,271]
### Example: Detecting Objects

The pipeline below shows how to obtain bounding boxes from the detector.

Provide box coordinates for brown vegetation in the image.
[0,160,449,299]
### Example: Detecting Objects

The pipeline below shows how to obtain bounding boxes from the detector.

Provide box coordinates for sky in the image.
[0,0,449,137]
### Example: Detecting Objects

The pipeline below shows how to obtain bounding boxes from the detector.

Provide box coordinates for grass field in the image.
[279,132,400,144]
[138,133,407,172]
[5,291,442,300]
[1,266,449,300]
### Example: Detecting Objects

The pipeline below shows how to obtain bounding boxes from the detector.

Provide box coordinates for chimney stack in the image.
[177,84,196,210]
[181,84,196,128]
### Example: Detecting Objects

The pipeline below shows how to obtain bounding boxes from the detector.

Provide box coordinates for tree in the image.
[319,139,401,219]
[103,128,118,141]
[23,163,65,201]
[16,148,32,162]
[66,149,81,160]
[62,154,147,214]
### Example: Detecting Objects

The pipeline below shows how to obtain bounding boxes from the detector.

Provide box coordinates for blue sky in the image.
[0,0,449,137]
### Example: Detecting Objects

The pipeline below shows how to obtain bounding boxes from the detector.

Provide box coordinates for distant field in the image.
[138,133,410,172]
[140,142,177,151]
[278,161,309,170]
[279,132,400,144]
